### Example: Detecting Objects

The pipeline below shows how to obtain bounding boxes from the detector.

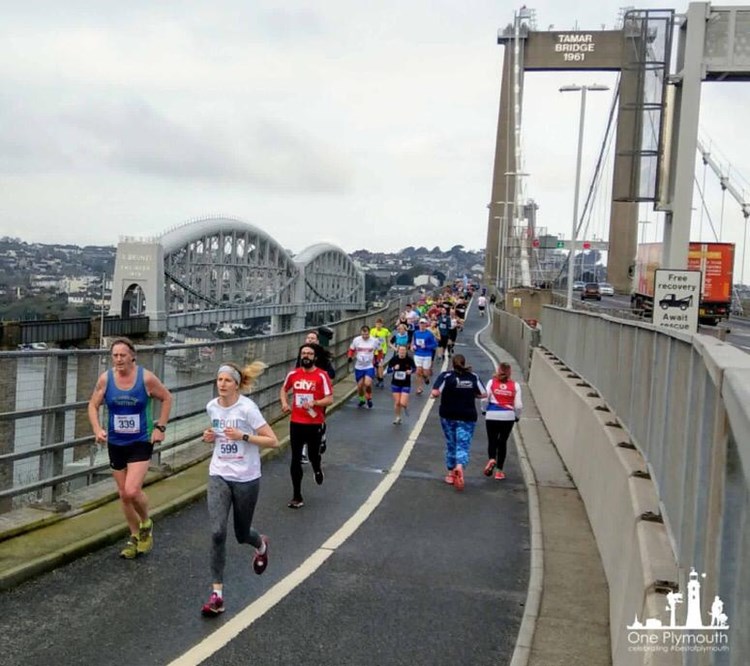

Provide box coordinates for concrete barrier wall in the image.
[537,305,750,666]
[491,306,540,379]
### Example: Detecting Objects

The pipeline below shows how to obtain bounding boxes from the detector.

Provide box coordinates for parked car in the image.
[598,282,614,296]
[573,281,585,291]
[581,282,602,301]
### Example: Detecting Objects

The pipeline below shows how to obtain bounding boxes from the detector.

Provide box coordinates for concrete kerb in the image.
[508,421,544,666]
[0,375,360,592]
[474,324,543,666]
[0,455,212,544]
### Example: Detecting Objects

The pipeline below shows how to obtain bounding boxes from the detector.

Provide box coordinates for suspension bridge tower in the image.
[485,8,674,293]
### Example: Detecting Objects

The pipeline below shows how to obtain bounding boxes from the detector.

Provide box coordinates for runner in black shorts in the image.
[436,307,452,362]
[88,337,172,559]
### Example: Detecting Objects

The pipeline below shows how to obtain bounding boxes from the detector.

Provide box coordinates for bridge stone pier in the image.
[111,217,365,336]
[111,239,167,332]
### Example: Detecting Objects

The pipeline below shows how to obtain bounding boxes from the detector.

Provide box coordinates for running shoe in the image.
[454,467,465,491]
[483,459,496,477]
[392,416,401,424]
[494,470,506,480]
[120,535,139,559]
[201,592,225,617]
[253,535,269,575]
[367,399,373,409]
[287,499,305,509]
[314,469,324,485]
[444,471,455,485]
[357,398,366,408]
[137,518,153,554]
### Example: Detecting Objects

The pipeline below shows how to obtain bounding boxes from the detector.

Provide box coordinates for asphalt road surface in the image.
[1,310,529,666]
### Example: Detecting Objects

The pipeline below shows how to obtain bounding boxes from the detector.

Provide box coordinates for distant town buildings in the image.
[0,237,114,315]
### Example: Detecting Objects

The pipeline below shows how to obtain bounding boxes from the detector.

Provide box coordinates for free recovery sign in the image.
[653,269,701,333]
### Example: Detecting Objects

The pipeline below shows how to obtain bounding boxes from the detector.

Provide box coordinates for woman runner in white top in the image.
[200,361,279,617]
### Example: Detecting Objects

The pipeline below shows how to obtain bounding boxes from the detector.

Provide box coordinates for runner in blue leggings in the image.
[431,354,487,491]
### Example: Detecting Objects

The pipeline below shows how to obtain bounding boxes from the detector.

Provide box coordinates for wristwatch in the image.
[242,433,250,442]
[154,423,166,433]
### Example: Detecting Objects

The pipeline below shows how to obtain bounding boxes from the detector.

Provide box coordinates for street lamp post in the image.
[502,173,529,291]
[493,214,503,289]
[742,213,749,287]
[493,200,516,292]
[560,84,609,309]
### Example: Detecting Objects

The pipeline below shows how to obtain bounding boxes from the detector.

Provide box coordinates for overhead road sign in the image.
[551,240,609,251]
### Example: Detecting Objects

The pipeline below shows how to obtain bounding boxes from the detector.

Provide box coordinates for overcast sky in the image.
[2,1,749,276]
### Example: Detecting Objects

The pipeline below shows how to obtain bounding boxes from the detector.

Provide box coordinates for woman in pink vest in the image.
[482,362,523,480]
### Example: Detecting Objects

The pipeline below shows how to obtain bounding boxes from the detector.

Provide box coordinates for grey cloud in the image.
[0,96,352,193]
[64,100,241,180]
[0,98,73,172]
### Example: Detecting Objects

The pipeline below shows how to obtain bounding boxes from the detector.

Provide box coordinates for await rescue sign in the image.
[653,269,701,333]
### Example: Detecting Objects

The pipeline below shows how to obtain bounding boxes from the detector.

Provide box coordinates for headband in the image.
[217,365,241,385]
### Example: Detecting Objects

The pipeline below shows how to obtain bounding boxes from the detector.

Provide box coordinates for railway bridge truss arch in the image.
[111,216,365,334]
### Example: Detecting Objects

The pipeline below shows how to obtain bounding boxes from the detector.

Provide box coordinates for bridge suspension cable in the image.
[552,81,619,285]
[695,136,750,289]
[576,83,618,241]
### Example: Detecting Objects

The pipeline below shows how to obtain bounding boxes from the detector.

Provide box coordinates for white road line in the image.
[168,360,444,666]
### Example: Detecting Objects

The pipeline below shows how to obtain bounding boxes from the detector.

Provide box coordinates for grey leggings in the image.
[208,475,263,584]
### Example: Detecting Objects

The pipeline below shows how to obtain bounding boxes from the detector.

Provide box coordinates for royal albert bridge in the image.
[110,216,365,334]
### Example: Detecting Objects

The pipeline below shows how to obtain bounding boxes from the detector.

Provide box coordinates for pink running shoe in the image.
[253,535,269,575]
[201,592,225,617]
[454,467,465,491]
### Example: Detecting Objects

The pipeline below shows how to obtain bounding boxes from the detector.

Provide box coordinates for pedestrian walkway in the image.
[0,309,611,665]
[477,326,611,665]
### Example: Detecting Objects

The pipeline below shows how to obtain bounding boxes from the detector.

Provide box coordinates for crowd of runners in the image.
[88,283,522,616]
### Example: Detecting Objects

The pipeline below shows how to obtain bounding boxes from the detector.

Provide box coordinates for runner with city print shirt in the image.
[280,345,334,509]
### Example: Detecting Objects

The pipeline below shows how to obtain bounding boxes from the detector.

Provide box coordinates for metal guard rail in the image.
[0,298,408,508]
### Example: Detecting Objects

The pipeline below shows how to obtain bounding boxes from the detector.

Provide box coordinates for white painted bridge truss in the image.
[113,217,365,332]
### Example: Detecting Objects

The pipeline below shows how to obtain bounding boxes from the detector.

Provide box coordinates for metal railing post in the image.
[39,354,68,504]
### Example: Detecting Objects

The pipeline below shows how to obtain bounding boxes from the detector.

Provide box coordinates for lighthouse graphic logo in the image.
[627,568,729,630]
